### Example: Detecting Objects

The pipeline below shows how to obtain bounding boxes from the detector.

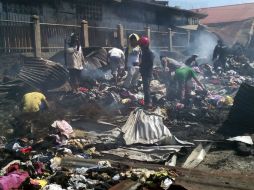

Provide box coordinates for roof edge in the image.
[192,2,254,11]
[127,0,207,19]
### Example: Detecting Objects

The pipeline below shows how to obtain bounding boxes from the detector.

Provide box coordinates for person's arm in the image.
[213,46,218,61]
[121,51,125,65]
[193,76,205,91]
[124,48,128,69]
[80,48,85,65]
[42,99,49,110]
[149,51,155,68]
[64,39,67,67]
[20,97,24,111]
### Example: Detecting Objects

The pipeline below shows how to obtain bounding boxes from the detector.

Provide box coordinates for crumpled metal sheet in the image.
[101,145,185,162]
[18,57,69,90]
[84,48,108,70]
[122,108,176,145]
[182,143,211,169]
[121,108,193,146]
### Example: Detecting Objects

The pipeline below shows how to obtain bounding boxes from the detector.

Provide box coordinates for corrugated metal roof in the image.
[208,19,254,46]
[177,25,199,31]
[194,3,254,24]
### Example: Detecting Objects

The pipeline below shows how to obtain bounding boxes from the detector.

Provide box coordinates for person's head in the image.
[69,33,80,47]
[160,56,167,67]
[160,55,165,61]
[138,36,150,49]
[217,39,223,46]
[129,33,139,47]
[192,54,198,60]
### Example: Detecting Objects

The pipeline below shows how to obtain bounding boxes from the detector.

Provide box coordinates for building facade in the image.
[0,0,204,30]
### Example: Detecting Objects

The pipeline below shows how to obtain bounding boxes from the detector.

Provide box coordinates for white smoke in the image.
[189,30,218,63]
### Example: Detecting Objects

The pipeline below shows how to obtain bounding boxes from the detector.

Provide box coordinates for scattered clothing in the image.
[42,184,64,190]
[51,120,74,139]
[0,171,29,190]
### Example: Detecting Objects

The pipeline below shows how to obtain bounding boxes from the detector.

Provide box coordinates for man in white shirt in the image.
[108,48,125,85]
[124,33,141,88]
[66,33,85,93]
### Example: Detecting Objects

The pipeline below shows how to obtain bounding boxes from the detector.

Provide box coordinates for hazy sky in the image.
[169,0,254,9]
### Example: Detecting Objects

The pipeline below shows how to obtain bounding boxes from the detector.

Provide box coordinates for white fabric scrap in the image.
[42,184,64,190]
[227,136,253,145]
[51,120,74,138]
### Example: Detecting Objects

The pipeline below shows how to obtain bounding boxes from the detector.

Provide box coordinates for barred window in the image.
[76,1,102,21]
[2,2,41,15]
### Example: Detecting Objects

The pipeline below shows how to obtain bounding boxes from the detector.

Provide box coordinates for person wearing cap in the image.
[185,54,198,67]
[108,47,125,85]
[123,33,141,88]
[138,36,154,108]
[175,66,206,104]
[65,33,85,93]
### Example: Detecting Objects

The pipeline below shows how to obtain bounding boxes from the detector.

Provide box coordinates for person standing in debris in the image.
[213,40,227,71]
[65,33,85,93]
[138,36,154,108]
[108,47,125,85]
[123,33,141,88]
[22,92,49,113]
[185,54,198,67]
[175,66,206,104]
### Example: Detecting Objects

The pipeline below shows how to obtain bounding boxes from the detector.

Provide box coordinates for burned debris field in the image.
[1,0,254,190]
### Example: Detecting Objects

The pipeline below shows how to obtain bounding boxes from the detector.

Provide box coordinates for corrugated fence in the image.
[0,17,190,56]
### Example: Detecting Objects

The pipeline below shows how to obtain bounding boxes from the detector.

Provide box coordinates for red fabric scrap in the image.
[33,162,44,175]
[19,146,32,154]
[78,87,89,93]
[139,99,145,105]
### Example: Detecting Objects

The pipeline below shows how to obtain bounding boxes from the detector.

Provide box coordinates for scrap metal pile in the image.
[0,57,69,96]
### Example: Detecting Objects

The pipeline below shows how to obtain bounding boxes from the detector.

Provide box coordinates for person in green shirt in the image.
[175,66,206,102]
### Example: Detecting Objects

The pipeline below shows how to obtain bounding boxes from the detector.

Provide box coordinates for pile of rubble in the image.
[1,54,254,189]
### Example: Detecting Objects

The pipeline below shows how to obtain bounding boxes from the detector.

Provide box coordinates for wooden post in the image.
[81,20,89,48]
[145,26,151,40]
[31,15,41,57]
[117,24,124,48]
[168,28,173,52]
[187,30,191,46]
